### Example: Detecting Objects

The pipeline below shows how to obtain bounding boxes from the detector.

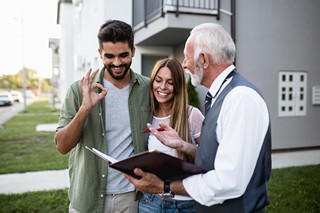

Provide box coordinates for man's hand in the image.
[124,168,189,196]
[56,68,108,154]
[124,168,163,194]
[80,68,108,112]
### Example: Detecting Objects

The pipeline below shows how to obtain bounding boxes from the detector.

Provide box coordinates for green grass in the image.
[0,189,69,212]
[267,164,320,212]
[0,99,69,174]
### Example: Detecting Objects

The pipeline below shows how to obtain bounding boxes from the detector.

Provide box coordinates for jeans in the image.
[139,193,196,213]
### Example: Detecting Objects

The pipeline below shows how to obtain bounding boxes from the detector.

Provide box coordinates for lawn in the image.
[0,99,69,174]
[0,99,319,212]
[0,189,69,213]
[267,164,320,212]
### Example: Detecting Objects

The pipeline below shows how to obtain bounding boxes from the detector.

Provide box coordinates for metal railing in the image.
[133,0,219,31]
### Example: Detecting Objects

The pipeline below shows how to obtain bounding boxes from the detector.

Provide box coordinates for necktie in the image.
[204,70,236,115]
[204,92,213,114]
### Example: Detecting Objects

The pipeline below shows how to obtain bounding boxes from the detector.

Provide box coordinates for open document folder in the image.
[86,146,207,181]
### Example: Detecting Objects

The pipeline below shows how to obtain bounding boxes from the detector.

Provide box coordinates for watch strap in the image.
[164,180,171,193]
[161,180,174,198]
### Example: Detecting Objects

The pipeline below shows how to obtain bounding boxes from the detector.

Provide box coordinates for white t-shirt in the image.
[148,106,204,200]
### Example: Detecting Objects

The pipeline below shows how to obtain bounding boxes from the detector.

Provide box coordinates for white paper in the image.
[85,146,118,164]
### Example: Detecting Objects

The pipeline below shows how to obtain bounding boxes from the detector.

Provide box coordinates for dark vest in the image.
[195,72,272,213]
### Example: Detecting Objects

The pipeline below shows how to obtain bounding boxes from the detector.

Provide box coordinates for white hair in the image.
[190,23,236,65]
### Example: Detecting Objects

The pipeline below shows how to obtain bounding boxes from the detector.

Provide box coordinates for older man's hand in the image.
[124,168,163,194]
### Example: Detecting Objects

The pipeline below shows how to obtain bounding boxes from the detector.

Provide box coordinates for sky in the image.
[0,0,60,78]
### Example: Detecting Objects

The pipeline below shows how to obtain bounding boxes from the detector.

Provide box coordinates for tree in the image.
[187,78,200,108]
[0,67,53,93]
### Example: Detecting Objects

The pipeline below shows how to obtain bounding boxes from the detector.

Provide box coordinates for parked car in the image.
[0,92,14,106]
[10,91,24,103]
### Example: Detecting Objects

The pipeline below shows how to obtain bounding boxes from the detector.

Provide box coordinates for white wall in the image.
[59,2,75,101]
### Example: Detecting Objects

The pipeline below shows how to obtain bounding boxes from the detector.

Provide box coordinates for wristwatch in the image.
[161,180,175,198]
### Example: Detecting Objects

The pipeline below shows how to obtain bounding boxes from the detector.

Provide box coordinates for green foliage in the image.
[0,67,53,93]
[0,74,21,90]
[41,78,54,93]
[0,189,69,212]
[187,78,200,108]
[0,99,68,174]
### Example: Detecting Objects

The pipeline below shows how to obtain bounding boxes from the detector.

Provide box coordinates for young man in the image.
[125,23,272,213]
[55,20,151,213]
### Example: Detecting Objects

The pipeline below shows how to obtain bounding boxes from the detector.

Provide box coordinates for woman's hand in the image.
[147,122,184,150]
[147,122,197,157]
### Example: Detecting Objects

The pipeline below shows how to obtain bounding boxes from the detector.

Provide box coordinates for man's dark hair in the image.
[97,20,134,50]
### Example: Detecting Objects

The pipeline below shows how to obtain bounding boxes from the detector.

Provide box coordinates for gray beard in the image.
[185,64,203,86]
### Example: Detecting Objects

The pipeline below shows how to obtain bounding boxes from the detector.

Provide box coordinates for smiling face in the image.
[152,66,174,106]
[99,41,135,82]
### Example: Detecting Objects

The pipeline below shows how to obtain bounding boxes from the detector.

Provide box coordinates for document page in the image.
[85,146,118,164]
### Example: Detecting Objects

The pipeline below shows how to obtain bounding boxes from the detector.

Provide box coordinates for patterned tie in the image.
[204,92,213,114]
[204,70,236,115]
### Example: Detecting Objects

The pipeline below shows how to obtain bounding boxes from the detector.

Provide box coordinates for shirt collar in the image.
[208,64,236,97]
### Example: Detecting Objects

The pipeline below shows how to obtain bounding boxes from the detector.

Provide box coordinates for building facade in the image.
[55,0,320,150]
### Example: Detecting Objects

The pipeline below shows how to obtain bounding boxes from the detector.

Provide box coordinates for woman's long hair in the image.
[150,58,194,162]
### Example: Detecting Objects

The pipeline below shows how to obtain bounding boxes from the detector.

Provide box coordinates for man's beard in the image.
[185,62,203,87]
[104,62,131,80]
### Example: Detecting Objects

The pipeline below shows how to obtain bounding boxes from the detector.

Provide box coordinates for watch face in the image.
[161,192,175,198]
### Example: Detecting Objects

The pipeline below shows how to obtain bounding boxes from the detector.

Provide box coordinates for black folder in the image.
[86,146,207,181]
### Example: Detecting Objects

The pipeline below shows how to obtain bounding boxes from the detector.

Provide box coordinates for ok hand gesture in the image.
[80,68,108,112]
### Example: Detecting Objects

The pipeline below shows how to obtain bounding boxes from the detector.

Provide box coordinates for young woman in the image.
[139,58,204,213]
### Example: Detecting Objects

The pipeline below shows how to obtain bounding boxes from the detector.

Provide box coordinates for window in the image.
[278,71,307,116]
[142,55,168,77]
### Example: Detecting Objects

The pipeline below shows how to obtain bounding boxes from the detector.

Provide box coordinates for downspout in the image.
[144,0,147,27]
[161,0,164,17]
[217,0,220,20]
[57,0,61,24]
[175,0,180,17]
[219,0,236,63]
[231,0,236,44]
[231,0,236,65]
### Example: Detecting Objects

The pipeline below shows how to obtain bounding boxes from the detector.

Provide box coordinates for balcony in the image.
[133,0,220,46]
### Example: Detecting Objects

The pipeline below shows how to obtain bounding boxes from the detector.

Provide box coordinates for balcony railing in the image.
[133,0,220,31]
